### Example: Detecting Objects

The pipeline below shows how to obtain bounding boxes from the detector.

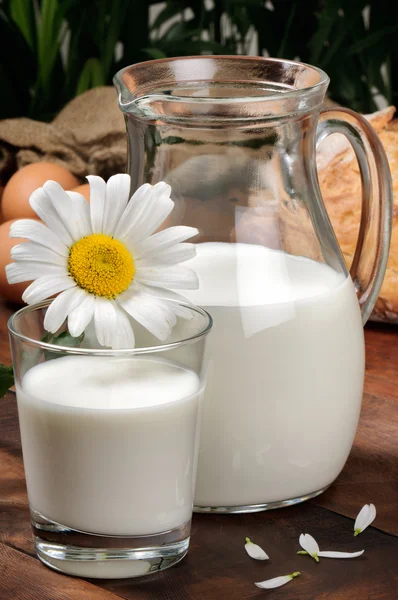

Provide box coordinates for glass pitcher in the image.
[114,56,392,513]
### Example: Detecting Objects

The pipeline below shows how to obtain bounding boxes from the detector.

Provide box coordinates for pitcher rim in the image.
[114,55,330,109]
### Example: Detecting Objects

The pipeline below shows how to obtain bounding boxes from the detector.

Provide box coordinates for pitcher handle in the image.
[316,108,392,325]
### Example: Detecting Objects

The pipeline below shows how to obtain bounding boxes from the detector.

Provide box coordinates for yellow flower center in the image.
[68,234,135,298]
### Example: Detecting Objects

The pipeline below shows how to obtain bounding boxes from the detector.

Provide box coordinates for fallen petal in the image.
[245,537,269,560]
[318,550,364,559]
[299,533,319,562]
[255,572,300,590]
[354,503,376,536]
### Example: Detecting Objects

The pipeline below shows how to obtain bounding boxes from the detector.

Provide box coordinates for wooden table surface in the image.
[0,298,397,600]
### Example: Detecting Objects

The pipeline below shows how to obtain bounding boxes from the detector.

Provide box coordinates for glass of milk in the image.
[8,301,212,579]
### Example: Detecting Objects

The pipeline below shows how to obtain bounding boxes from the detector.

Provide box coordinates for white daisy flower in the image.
[6,175,199,349]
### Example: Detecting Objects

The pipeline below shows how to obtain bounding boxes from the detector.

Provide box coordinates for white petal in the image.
[117,286,176,341]
[245,537,269,560]
[115,182,174,243]
[43,287,87,333]
[366,504,377,528]
[94,297,118,347]
[65,191,92,238]
[68,294,95,337]
[9,220,68,256]
[318,550,364,559]
[299,534,319,562]
[133,283,194,320]
[112,307,135,349]
[43,181,85,242]
[113,183,153,240]
[135,282,193,305]
[136,243,196,266]
[6,261,66,284]
[135,265,199,290]
[102,174,131,236]
[29,186,74,246]
[11,242,67,267]
[134,226,199,258]
[165,301,194,320]
[22,274,76,304]
[87,175,107,233]
[131,182,174,241]
[354,504,376,536]
[255,573,300,590]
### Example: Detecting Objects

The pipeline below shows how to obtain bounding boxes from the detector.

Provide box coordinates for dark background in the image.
[0,0,397,121]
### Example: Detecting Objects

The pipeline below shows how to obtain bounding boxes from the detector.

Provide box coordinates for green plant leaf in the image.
[42,329,85,347]
[227,0,266,4]
[277,1,297,58]
[348,25,398,55]
[100,0,128,79]
[36,0,67,92]
[10,0,36,50]
[162,19,201,42]
[76,57,105,96]
[229,5,252,39]
[0,10,35,118]
[157,38,230,55]
[42,329,85,361]
[308,0,340,63]
[0,365,14,399]
[142,47,167,60]
[150,1,184,33]
[118,0,149,65]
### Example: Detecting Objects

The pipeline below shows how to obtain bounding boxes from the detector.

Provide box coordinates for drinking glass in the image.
[9,301,212,578]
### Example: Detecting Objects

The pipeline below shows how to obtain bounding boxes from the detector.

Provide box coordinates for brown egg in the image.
[70,183,90,202]
[0,218,41,305]
[2,162,79,221]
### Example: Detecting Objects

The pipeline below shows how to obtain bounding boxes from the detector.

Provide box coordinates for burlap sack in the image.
[0,87,127,185]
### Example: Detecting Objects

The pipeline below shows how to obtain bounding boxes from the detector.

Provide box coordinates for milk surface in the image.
[17,356,201,535]
[185,243,365,507]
